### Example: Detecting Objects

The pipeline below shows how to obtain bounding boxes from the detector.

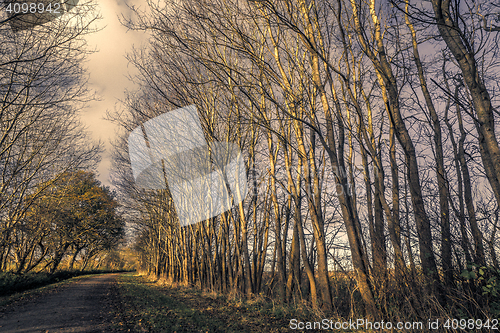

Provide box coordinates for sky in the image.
[82,0,146,187]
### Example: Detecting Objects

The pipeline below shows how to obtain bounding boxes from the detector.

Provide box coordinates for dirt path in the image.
[0,273,123,333]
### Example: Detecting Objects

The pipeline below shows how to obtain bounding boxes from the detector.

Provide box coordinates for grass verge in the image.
[115,272,313,332]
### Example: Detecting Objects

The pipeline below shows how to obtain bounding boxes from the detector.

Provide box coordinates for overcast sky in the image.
[83,0,146,187]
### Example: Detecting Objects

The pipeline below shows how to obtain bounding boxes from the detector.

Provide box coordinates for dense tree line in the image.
[111,0,500,320]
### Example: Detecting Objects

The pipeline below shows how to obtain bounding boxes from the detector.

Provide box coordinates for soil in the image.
[0,273,124,333]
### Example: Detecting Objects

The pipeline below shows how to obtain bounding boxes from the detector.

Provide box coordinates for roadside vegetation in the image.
[0,245,136,299]
[110,0,500,327]
[1,0,500,330]
[115,272,303,333]
[0,170,130,297]
[0,0,105,273]
[0,0,131,305]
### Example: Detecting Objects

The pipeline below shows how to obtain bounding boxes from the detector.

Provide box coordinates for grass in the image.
[116,274,454,332]
[115,272,309,332]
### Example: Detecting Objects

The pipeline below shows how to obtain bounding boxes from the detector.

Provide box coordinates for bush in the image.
[460,264,500,316]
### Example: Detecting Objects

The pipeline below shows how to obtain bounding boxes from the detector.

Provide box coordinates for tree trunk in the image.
[350,0,441,294]
[431,0,500,208]
[405,6,452,283]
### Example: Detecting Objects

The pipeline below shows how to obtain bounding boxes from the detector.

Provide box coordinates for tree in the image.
[112,0,500,320]
[0,0,101,271]
[25,171,124,273]
[430,0,500,209]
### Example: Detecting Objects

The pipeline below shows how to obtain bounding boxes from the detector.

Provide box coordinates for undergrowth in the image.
[116,272,304,332]
[116,270,500,333]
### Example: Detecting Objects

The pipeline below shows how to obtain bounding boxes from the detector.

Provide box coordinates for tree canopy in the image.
[18,171,124,273]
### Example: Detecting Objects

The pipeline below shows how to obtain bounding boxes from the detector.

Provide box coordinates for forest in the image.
[1,0,500,329]
[106,0,500,323]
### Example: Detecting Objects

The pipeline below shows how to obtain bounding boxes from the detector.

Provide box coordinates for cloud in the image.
[83,0,147,187]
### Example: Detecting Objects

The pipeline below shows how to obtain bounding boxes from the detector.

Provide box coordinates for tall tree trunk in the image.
[456,101,486,266]
[431,0,500,208]
[267,128,285,301]
[350,0,441,294]
[405,5,452,283]
[285,144,318,309]
[443,81,473,267]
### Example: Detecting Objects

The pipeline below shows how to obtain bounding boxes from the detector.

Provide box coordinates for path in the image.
[0,273,122,333]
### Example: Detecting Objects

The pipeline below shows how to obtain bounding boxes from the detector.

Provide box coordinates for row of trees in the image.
[0,2,124,273]
[111,0,500,319]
